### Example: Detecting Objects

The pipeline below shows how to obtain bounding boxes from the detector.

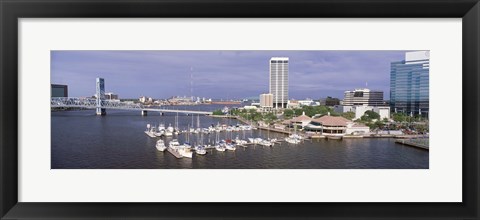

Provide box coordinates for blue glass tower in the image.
[390,51,429,116]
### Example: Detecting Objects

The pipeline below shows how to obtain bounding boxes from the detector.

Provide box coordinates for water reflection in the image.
[52,109,429,169]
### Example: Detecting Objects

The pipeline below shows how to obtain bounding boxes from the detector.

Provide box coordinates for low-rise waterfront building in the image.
[287,112,312,129]
[305,115,370,136]
[346,123,370,135]
[305,115,350,135]
[283,112,312,130]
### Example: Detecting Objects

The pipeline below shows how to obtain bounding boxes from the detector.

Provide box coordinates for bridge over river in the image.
[51,97,213,116]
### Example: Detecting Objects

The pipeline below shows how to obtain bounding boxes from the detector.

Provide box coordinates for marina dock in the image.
[395,139,429,150]
[256,126,292,135]
[167,147,183,158]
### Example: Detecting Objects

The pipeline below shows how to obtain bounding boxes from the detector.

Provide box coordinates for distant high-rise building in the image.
[390,51,430,116]
[259,93,273,109]
[105,92,119,100]
[343,88,384,106]
[269,57,289,108]
[51,84,68,97]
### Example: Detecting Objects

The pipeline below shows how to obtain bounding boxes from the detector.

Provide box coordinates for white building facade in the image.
[334,105,390,120]
[352,106,391,120]
[259,93,273,109]
[343,88,384,106]
[269,57,289,108]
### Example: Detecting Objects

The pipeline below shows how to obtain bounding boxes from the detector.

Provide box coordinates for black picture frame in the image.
[1,0,479,219]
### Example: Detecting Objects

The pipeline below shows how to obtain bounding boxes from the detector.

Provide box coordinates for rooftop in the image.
[290,114,312,123]
[312,115,351,126]
[270,57,289,61]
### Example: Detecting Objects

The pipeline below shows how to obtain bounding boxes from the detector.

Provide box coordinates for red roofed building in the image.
[305,114,370,136]
[305,115,349,135]
[288,112,312,129]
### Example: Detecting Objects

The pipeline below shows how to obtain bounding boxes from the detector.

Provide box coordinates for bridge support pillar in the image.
[96,108,106,116]
[141,110,148,116]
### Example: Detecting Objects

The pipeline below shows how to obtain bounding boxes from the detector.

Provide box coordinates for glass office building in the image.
[51,84,68,97]
[390,51,429,116]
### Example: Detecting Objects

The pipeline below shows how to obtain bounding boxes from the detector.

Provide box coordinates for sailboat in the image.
[285,118,302,144]
[174,112,180,135]
[184,125,192,149]
[195,131,207,155]
[165,123,174,137]
[214,130,225,151]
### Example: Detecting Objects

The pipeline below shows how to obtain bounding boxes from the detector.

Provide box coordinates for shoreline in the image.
[208,115,427,139]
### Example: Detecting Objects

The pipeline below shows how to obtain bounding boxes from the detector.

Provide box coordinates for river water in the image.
[51,105,429,169]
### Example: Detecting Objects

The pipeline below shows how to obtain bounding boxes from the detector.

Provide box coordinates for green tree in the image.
[284,109,294,118]
[263,112,277,124]
[212,109,224,115]
[342,111,355,120]
[361,110,380,121]
[392,113,407,122]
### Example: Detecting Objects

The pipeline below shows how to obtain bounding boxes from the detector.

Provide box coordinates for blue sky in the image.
[51,50,409,100]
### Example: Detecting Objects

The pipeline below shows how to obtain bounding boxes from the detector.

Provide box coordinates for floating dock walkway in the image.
[395,139,429,150]
[167,147,183,158]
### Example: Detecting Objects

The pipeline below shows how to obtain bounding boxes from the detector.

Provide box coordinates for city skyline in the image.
[51,50,410,99]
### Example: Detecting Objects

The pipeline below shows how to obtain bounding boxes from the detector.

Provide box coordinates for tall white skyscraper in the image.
[269,57,289,108]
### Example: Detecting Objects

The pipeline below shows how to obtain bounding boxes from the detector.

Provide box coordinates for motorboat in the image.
[259,140,273,147]
[234,137,248,145]
[179,147,193,158]
[285,137,301,144]
[144,124,156,138]
[183,142,192,149]
[168,139,193,158]
[155,139,167,151]
[164,124,174,137]
[169,139,181,148]
[248,138,263,144]
[215,144,226,152]
[225,143,236,151]
[289,133,303,140]
[195,145,207,155]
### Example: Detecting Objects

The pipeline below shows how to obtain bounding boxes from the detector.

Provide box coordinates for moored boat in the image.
[326,135,343,140]
[195,145,207,155]
[155,139,167,151]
